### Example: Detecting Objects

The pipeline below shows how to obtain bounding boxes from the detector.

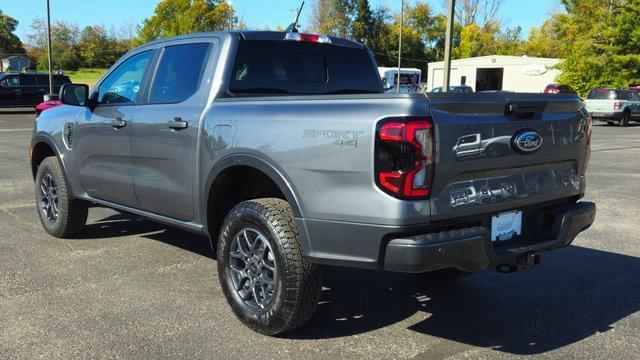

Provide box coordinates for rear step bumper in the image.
[589,111,622,120]
[383,201,596,273]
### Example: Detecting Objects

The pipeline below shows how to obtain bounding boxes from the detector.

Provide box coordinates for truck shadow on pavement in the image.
[288,246,640,355]
[80,212,213,258]
[82,213,639,356]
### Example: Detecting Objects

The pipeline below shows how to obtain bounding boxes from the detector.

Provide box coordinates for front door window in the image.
[97,51,153,105]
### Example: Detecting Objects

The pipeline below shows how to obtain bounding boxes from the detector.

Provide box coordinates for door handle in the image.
[167,118,188,130]
[111,117,127,128]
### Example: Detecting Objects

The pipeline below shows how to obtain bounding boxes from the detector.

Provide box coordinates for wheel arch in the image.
[31,135,65,180]
[202,154,303,239]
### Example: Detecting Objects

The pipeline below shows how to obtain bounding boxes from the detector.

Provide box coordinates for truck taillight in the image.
[614,101,622,110]
[284,32,332,44]
[375,118,434,199]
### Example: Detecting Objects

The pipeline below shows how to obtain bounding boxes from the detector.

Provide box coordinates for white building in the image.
[426,55,562,93]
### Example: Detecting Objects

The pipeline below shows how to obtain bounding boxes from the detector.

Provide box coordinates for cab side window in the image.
[19,75,36,86]
[0,76,20,87]
[149,43,210,103]
[97,50,153,105]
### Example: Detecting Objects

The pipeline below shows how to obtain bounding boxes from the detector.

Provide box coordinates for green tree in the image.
[27,18,82,71]
[351,0,373,43]
[453,20,523,59]
[78,26,109,68]
[308,0,352,38]
[554,0,640,96]
[0,10,25,56]
[523,14,569,58]
[135,0,233,45]
[456,23,492,58]
[78,26,130,68]
[378,4,431,73]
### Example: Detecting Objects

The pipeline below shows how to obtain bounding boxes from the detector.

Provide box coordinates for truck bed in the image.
[207,92,589,267]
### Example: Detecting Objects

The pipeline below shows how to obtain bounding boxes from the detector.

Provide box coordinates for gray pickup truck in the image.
[30,30,596,335]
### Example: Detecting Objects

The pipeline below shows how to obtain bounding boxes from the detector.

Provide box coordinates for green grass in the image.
[65,68,108,86]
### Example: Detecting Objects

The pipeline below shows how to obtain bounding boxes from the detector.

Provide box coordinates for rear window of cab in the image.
[229,40,382,96]
[588,89,632,100]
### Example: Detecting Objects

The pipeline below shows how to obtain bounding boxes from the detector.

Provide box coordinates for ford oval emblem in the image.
[512,130,543,154]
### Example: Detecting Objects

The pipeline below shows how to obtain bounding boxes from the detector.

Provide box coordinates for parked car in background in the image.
[544,83,576,95]
[35,94,62,117]
[584,88,640,127]
[431,85,474,93]
[0,73,71,107]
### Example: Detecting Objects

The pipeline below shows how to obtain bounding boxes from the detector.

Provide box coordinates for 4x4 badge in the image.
[512,130,543,154]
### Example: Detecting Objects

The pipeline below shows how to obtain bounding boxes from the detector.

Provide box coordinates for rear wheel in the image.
[217,198,321,335]
[35,157,88,238]
[619,111,630,127]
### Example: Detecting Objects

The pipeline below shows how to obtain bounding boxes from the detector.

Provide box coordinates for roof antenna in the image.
[285,1,305,33]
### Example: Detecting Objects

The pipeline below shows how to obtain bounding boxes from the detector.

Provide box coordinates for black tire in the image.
[606,121,615,126]
[35,156,88,238]
[619,111,630,127]
[217,198,321,335]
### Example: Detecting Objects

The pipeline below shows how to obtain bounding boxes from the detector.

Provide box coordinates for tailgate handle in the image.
[505,102,546,120]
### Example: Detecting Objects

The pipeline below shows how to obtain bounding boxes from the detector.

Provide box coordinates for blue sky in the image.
[2,0,561,43]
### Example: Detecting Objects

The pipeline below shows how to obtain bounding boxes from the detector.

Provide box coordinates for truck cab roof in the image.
[142,30,365,49]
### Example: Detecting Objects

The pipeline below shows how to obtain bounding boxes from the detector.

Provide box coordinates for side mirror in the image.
[59,83,89,107]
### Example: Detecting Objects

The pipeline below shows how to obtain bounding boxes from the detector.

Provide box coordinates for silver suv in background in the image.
[584,88,640,126]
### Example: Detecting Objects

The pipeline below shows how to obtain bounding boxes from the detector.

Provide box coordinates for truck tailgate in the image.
[427,93,590,222]
[585,99,615,113]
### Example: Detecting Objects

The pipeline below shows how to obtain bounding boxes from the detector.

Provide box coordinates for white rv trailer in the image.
[378,67,421,94]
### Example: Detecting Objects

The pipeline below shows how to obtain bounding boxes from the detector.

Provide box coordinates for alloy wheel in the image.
[228,228,278,310]
[40,172,59,223]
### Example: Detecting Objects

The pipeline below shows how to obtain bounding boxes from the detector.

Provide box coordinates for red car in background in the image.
[544,83,577,95]
[35,94,62,117]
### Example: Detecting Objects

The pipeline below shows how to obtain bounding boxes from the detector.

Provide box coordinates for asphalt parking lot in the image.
[1,108,639,359]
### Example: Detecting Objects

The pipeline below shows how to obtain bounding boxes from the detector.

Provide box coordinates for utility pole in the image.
[396,0,404,94]
[225,0,233,29]
[443,0,455,93]
[46,0,53,94]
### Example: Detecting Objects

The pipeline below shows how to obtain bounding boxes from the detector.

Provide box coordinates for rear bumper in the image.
[589,112,621,120]
[383,201,596,273]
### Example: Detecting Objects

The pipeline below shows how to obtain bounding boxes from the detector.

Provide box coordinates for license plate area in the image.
[491,210,522,242]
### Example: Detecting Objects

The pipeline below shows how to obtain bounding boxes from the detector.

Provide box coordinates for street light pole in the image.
[46,0,53,95]
[396,0,404,94]
[227,0,233,29]
[443,0,455,93]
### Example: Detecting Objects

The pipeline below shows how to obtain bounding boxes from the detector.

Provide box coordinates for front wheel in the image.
[35,157,88,238]
[217,198,321,335]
